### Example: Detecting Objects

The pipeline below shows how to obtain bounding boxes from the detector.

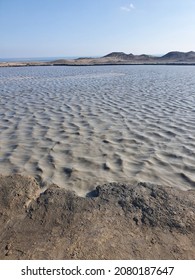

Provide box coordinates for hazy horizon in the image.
[0,53,166,62]
[1,51,195,62]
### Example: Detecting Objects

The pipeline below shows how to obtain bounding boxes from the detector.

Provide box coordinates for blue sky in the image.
[0,0,195,58]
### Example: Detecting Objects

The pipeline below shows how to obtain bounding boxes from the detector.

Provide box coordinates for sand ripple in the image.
[1,65,195,195]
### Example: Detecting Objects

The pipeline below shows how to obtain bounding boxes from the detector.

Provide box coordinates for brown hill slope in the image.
[103,51,195,63]
[161,51,195,61]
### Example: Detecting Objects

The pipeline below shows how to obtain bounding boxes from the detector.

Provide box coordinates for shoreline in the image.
[1,50,195,67]
[1,61,195,67]
[0,174,195,259]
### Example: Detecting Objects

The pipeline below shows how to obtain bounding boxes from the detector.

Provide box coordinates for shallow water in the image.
[0,65,195,195]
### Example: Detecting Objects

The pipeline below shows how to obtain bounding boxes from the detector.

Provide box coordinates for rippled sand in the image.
[1,65,195,195]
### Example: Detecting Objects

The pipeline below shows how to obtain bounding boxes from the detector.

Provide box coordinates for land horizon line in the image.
[1,50,195,67]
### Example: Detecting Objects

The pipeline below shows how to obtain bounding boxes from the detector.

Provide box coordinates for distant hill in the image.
[103,52,153,61]
[104,52,134,60]
[160,51,195,62]
[1,51,195,67]
[103,51,195,63]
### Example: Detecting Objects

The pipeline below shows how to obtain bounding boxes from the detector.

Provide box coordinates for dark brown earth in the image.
[0,174,195,260]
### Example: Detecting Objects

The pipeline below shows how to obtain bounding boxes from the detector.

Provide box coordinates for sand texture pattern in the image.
[1,66,195,195]
[0,174,195,260]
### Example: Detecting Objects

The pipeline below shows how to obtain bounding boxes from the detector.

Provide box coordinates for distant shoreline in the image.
[1,50,195,67]
[1,62,195,68]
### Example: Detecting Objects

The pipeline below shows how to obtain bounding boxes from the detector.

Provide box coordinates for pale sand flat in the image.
[1,66,195,196]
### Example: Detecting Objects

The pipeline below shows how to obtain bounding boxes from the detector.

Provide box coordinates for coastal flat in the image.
[0,61,195,261]
[1,65,195,193]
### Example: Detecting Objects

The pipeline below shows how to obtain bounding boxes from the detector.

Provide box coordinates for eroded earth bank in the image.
[0,174,195,259]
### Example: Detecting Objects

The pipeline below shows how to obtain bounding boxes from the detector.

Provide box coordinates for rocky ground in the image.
[0,174,195,259]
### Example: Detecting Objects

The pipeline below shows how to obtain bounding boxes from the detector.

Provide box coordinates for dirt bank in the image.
[0,174,194,259]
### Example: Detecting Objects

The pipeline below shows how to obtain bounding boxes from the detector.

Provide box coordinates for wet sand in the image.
[1,65,195,260]
[1,66,195,196]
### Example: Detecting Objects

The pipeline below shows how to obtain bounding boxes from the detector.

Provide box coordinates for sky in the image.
[0,0,195,58]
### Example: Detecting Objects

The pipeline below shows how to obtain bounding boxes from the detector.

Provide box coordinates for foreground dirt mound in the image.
[0,174,195,259]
